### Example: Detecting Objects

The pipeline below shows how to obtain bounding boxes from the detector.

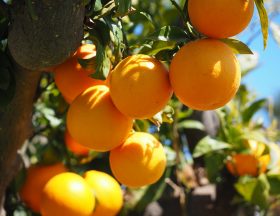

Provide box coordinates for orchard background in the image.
[1,0,280,216]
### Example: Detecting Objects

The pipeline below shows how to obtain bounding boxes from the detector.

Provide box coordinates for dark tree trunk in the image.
[0,0,86,213]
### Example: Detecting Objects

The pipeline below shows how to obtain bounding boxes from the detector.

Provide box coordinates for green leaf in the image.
[267,173,280,195]
[147,26,188,42]
[138,11,155,30]
[134,167,172,212]
[91,42,111,80]
[204,153,226,183]
[177,120,205,131]
[92,1,116,20]
[193,136,231,158]
[235,174,270,209]
[77,57,97,71]
[251,174,270,209]
[235,176,257,201]
[220,38,253,54]
[254,0,268,49]
[139,40,176,55]
[242,99,267,123]
[115,0,133,17]
[88,20,111,80]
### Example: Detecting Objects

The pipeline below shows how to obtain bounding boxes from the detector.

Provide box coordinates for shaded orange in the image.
[188,0,254,38]
[65,129,90,156]
[41,172,95,216]
[110,132,166,188]
[67,85,133,152]
[170,39,241,110]
[84,170,123,216]
[54,44,103,103]
[109,54,173,119]
[19,163,67,213]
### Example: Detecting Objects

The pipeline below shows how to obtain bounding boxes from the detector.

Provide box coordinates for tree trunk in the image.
[0,66,41,211]
[0,0,86,211]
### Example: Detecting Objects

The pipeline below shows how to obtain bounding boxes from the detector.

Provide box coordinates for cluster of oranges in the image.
[20,1,256,215]
[20,164,123,216]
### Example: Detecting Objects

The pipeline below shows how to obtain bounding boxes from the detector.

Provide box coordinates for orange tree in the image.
[1,0,279,215]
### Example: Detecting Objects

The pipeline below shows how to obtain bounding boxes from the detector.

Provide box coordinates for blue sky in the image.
[239,13,280,101]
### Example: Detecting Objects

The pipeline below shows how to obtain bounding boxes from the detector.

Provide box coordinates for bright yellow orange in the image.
[110,132,166,188]
[226,153,270,177]
[188,0,254,38]
[41,172,95,216]
[109,54,173,119]
[84,170,123,216]
[170,39,241,110]
[67,85,133,152]
[19,163,67,213]
[244,139,267,157]
[54,44,103,103]
[65,129,90,156]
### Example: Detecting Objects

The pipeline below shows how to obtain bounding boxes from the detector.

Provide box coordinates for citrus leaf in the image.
[254,0,268,49]
[193,136,231,158]
[204,153,226,183]
[88,20,111,80]
[147,26,188,42]
[235,174,270,209]
[114,0,133,17]
[242,99,267,123]
[134,167,172,212]
[251,174,270,209]
[235,176,257,201]
[267,174,280,195]
[77,57,97,71]
[139,40,176,55]
[221,38,253,54]
[177,120,205,131]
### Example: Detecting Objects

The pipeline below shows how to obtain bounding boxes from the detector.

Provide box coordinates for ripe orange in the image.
[54,44,103,103]
[67,85,133,152]
[19,163,67,213]
[188,0,254,38]
[41,172,95,216]
[227,140,270,176]
[65,129,90,156]
[226,153,270,177]
[110,132,166,188]
[170,39,241,110]
[109,54,173,119]
[84,170,123,216]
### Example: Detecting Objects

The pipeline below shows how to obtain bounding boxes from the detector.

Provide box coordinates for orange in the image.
[65,129,90,156]
[188,0,254,38]
[67,85,133,152]
[244,139,267,157]
[54,44,104,103]
[84,170,123,216]
[226,154,270,177]
[110,132,166,188]
[170,39,241,110]
[109,54,173,119]
[41,172,95,216]
[19,163,67,213]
